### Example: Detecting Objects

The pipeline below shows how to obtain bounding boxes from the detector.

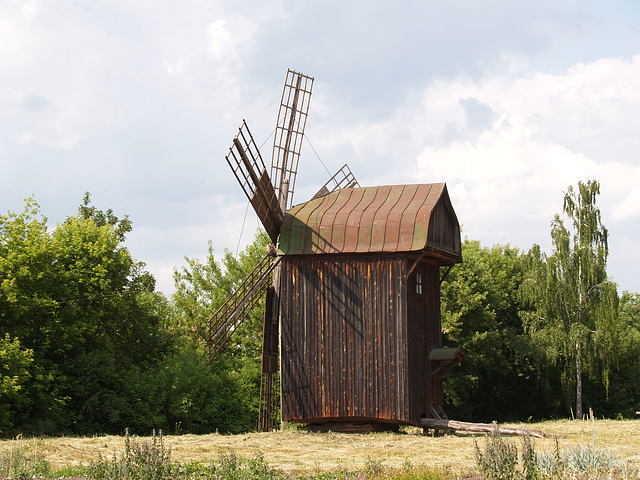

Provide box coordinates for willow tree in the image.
[520,180,617,419]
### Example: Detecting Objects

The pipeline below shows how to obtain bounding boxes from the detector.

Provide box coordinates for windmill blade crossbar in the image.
[272,69,314,210]
[312,164,360,200]
[226,120,283,244]
[208,253,281,360]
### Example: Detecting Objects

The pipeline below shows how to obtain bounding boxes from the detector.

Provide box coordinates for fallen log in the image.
[420,418,553,438]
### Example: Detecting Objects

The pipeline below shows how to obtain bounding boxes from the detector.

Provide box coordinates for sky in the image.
[2,0,640,296]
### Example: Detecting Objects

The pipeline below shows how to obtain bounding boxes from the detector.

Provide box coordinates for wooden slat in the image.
[208,253,279,359]
[280,256,410,423]
[271,70,314,210]
[279,254,448,427]
[226,120,283,244]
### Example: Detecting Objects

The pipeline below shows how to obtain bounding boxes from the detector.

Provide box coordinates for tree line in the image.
[0,194,264,436]
[442,180,638,422]
[1,181,638,436]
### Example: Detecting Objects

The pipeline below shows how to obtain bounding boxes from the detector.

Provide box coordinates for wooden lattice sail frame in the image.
[271,69,314,211]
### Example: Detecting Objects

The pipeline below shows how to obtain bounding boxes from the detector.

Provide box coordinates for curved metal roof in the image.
[278,183,461,260]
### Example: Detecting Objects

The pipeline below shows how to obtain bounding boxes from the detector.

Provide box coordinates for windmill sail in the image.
[226,120,283,244]
[208,252,281,359]
[311,164,360,200]
[271,70,314,211]
[216,69,315,431]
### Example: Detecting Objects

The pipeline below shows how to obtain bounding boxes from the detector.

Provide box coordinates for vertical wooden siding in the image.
[406,263,442,423]
[280,255,443,425]
[426,195,461,257]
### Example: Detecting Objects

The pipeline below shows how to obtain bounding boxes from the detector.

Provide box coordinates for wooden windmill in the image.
[210,69,463,433]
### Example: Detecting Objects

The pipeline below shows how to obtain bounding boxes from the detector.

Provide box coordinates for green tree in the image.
[171,229,270,430]
[0,334,33,433]
[440,240,545,421]
[520,180,617,419]
[0,195,169,434]
[122,347,253,434]
[172,229,269,355]
[601,291,640,417]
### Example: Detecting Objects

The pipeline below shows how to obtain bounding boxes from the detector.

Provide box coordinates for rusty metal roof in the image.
[278,183,461,258]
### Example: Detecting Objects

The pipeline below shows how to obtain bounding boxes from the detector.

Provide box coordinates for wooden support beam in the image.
[406,254,425,279]
[420,418,553,438]
[439,265,454,285]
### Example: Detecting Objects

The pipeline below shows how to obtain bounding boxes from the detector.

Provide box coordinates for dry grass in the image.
[1,419,638,474]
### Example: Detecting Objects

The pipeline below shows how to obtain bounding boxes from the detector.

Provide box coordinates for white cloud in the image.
[18,129,79,150]
[2,0,639,295]
[0,18,15,55]
[402,55,640,229]
[208,20,233,62]
[21,2,38,19]
[613,181,640,221]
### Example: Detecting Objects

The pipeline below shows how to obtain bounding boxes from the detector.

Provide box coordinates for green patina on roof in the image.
[278,183,461,259]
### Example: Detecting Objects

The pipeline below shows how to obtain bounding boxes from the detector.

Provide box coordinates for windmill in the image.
[210,69,463,434]
[208,69,359,431]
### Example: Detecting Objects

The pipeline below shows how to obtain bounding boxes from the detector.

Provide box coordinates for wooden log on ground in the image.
[420,418,553,438]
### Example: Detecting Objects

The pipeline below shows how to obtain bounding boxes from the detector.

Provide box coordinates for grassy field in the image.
[1,419,639,476]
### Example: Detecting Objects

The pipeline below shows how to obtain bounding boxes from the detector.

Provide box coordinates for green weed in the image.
[536,441,628,477]
[214,450,278,480]
[363,456,384,477]
[474,428,520,480]
[474,426,638,480]
[90,429,172,480]
[0,436,50,479]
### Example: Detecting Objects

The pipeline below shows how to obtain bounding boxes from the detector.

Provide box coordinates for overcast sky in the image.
[2,0,640,295]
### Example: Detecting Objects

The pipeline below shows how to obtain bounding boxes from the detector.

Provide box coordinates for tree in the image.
[0,334,33,434]
[440,239,545,421]
[172,229,270,355]
[0,195,169,434]
[600,291,640,417]
[520,180,617,419]
[171,229,270,430]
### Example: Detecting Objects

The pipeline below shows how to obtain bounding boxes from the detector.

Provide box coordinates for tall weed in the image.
[474,425,636,480]
[0,436,50,478]
[90,429,172,480]
[536,441,628,477]
[474,428,520,480]
[214,450,278,480]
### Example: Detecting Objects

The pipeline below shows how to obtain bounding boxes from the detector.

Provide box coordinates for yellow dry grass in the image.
[1,419,639,474]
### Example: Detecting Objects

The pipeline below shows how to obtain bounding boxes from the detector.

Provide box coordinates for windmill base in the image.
[306,422,401,433]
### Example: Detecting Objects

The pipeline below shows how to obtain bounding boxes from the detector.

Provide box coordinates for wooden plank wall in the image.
[280,255,417,424]
[406,263,442,423]
[427,198,461,258]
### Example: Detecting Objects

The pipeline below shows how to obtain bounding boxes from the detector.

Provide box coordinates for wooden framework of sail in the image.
[258,286,279,431]
[208,253,280,357]
[271,69,314,210]
[226,120,283,244]
[311,164,360,200]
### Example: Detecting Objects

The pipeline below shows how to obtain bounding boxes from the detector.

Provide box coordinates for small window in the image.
[416,273,423,295]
